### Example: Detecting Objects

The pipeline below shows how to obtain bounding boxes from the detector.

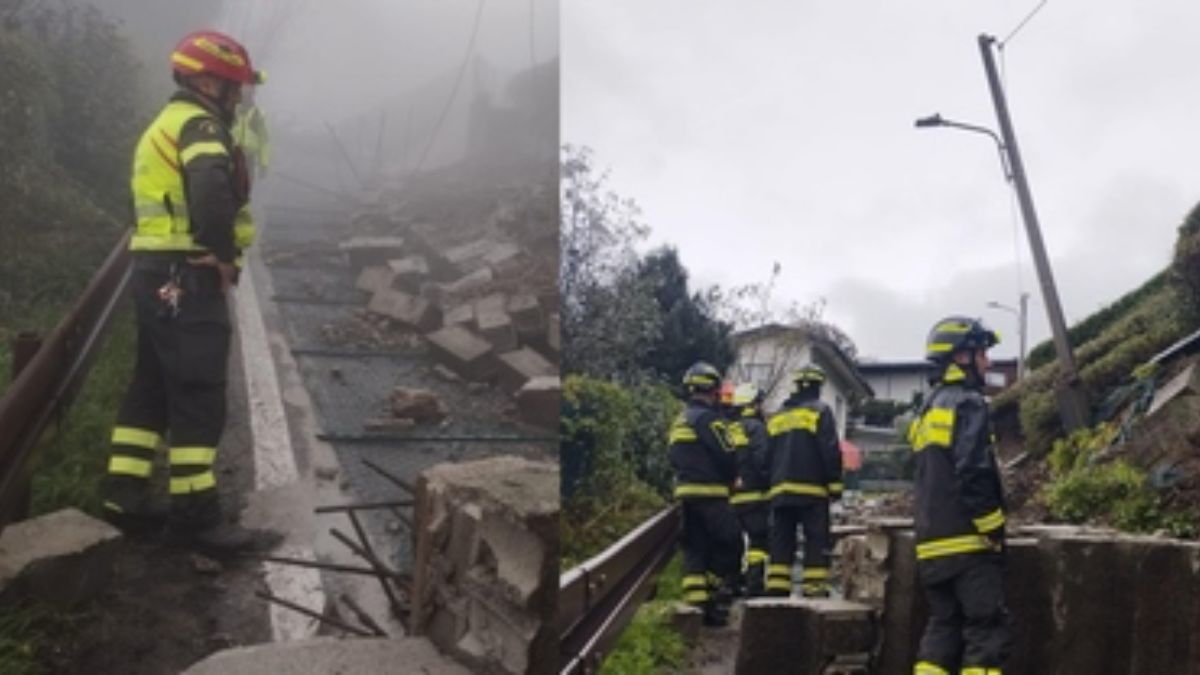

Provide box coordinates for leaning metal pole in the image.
[978,33,1089,431]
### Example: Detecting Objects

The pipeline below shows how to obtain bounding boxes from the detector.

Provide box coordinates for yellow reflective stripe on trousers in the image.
[767,564,790,577]
[766,578,791,591]
[961,668,1002,675]
[681,574,708,590]
[674,484,729,498]
[916,534,991,560]
[973,508,1006,533]
[801,567,829,580]
[827,482,844,494]
[768,481,829,498]
[683,590,709,604]
[745,549,768,564]
[108,456,153,478]
[910,406,955,450]
[112,426,162,451]
[767,407,819,436]
[179,140,229,166]
[170,447,217,467]
[170,471,216,494]
[730,489,766,504]
[913,661,950,675]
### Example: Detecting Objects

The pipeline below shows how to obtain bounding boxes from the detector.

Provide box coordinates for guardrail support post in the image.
[9,332,42,520]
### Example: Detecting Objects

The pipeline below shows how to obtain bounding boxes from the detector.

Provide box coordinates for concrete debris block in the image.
[339,236,406,269]
[475,292,509,315]
[445,267,494,296]
[1147,362,1198,418]
[507,294,544,342]
[367,289,441,332]
[477,306,518,353]
[355,266,395,294]
[0,508,122,608]
[671,602,704,644]
[497,348,556,395]
[391,387,448,424]
[483,242,523,276]
[424,326,496,381]
[444,303,476,328]
[387,255,430,292]
[835,534,887,610]
[735,598,875,675]
[412,457,559,675]
[443,239,496,272]
[182,636,473,675]
[516,377,560,430]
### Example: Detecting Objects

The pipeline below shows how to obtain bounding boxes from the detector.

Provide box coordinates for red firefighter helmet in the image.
[171,30,262,85]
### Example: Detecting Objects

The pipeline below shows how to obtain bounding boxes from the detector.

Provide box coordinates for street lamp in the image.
[987,293,1029,382]
[912,34,1091,433]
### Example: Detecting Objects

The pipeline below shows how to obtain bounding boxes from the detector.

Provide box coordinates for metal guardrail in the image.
[0,231,131,530]
[559,504,681,674]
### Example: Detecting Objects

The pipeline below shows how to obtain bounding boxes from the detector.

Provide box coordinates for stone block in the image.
[735,597,875,675]
[444,303,475,327]
[516,377,560,430]
[1003,538,1053,675]
[0,508,122,608]
[412,457,559,675]
[387,255,430,292]
[446,267,494,296]
[424,326,495,381]
[354,266,394,294]
[367,289,441,332]
[477,307,518,353]
[339,236,405,269]
[443,240,496,272]
[474,292,509,315]
[1126,538,1200,675]
[507,295,544,343]
[497,348,556,395]
[483,242,523,276]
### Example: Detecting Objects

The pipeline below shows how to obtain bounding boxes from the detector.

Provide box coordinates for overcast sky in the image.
[563,1,1200,360]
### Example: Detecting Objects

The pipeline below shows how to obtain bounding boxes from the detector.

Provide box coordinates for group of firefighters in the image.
[669,317,1012,673]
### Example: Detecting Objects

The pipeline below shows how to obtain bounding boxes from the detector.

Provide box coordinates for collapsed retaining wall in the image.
[838,520,1200,675]
[411,456,559,675]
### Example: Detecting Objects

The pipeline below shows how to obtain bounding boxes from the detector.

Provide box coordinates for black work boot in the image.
[100,482,168,537]
[166,520,284,556]
[166,493,282,556]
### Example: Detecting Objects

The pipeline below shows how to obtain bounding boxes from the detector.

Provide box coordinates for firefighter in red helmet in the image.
[102,31,275,553]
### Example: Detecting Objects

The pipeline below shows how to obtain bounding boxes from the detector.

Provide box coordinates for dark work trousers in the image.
[767,501,832,596]
[103,262,230,529]
[916,555,1013,672]
[734,501,770,596]
[680,497,744,620]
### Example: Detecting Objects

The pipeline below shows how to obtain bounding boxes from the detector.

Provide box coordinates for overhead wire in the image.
[411,0,487,176]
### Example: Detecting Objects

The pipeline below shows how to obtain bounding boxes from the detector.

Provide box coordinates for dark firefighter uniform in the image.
[729,397,771,597]
[669,365,743,625]
[911,317,1012,674]
[766,368,842,597]
[102,87,255,532]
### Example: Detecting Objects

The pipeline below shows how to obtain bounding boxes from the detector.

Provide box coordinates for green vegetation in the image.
[0,7,147,673]
[600,556,688,675]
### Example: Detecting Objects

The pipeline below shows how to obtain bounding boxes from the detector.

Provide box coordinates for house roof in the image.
[733,323,874,399]
[857,358,1018,374]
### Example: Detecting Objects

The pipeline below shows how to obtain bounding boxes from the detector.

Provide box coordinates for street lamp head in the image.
[914,113,945,129]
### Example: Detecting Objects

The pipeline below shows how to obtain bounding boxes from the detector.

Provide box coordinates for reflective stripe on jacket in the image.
[669,400,737,500]
[766,395,842,506]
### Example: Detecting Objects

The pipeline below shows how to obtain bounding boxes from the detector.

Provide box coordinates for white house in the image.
[857,358,1020,406]
[727,324,873,439]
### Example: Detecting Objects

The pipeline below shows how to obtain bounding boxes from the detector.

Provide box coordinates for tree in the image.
[635,246,735,384]
[560,145,662,382]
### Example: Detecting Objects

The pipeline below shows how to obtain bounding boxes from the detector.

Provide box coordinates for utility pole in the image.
[978,33,1089,431]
